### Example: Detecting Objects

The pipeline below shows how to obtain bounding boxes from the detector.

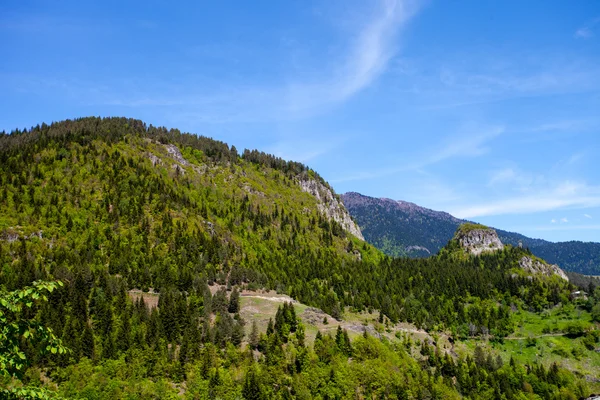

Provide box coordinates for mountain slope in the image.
[0,117,576,325]
[0,118,376,314]
[1,118,598,398]
[342,191,600,274]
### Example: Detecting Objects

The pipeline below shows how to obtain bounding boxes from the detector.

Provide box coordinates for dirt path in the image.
[240,294,297,303]
[504,333,566,340]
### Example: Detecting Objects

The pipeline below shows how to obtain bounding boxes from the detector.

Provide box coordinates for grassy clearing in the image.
[454,304,600,392]
[510,305,594,338]
[239,290,600,392]
[127,289,160,309]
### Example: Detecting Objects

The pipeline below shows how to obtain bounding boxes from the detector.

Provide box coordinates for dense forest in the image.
[342,192,600,275]
[1,117,599,398]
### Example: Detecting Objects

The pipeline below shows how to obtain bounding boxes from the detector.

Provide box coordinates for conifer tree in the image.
[242,365,264,400]
[249,321,259,350]
[232,322,244,346]
[80,324,95,360]
[228,287,240,313]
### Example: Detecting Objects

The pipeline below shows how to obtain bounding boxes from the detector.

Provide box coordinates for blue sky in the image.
[2,0,600,242]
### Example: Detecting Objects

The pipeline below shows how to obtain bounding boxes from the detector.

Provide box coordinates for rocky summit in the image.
[454,223,504,256]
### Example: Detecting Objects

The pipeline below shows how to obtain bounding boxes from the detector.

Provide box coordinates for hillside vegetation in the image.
[1,117,599,399]
[342,192,600,275]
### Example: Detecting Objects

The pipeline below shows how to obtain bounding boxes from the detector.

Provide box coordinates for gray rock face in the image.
[299,178,364,240]
[165,144,189,166]
[457,228,504,256]
[519,256,569,281]
[405,245,431,255]
[1,228,43,243]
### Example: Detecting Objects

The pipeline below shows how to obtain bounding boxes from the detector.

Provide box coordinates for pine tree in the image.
[102,334,115,360]
[288,303,297,332]
[80,324,95,360]
[116,312,132,353]
[242,365,264,400]
[249,321,259,350]
[295,323,305,348]
[213,287,229,314]
[228,287,240,313]
[232,322,245,347]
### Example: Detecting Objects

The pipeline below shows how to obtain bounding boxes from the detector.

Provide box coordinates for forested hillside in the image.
[342,192,600,275]
[1,117,599,399]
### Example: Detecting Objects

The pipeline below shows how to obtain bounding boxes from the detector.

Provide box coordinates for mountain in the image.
[1,117,598,398]
[342,191,600,275]
[0,117,377,317]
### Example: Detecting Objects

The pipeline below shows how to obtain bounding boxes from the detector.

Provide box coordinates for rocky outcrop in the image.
[299,179,364,240]
[146,143,208,175]
[454,224,569,280]
[455,226,504,256]
[165,144,189,167]
[519,256,569,281]
[1,228,43,243]
[405,245,431,255]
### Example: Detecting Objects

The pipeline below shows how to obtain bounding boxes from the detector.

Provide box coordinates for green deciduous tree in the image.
[0,281,68,398]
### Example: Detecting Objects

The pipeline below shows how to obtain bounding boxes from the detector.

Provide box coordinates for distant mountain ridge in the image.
[342,192,600,275]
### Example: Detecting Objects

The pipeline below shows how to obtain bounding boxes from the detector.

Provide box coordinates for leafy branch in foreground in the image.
[1,280,68,398]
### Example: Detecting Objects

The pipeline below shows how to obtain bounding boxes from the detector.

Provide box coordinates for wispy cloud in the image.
[487,167,534,189]
[527,224,600,232]
[413,55,600,111]
[285,0,419,114]
[575,17,600,39]
[575,28,593,39]
[332,123,502,183]
[451,181,600,218]
[10,0,420,127]
[427,125,503,164]
[264,135,349,163]
[584,213,593,219]
[516,119,597,134]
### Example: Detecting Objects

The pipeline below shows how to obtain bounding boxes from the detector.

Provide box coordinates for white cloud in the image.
[584,213,593,219]
[264,135,347,163]
[487,166,536,190]
[575,27,593,39]
[560,217,569,223]
[574,17,600,39]
[8,1,422,126]
[331,123,502,184]
[551,219,557,223]
[488,168,517,186]
[451,181,600,218]
[415,54,600,111]
[528,224,600,232]
[285,0,420,114]
[428,126,503,164]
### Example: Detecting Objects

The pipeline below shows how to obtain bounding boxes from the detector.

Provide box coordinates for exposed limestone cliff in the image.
[455,224,504,256]
[299,178,364,240]
[454,224,569,281]
[518,256,569,281]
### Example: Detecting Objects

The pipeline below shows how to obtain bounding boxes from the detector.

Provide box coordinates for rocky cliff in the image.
[454,224,569,280]
[455,224,504,256]
[300,179,364,240]
[518,256,569,281]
